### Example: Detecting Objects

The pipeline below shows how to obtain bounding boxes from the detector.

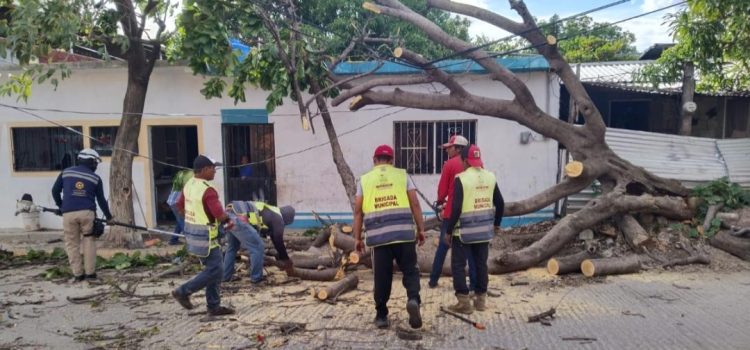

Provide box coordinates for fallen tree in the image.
[328,0,693,273]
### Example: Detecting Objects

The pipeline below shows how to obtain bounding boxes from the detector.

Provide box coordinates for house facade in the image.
[1,57,559,230]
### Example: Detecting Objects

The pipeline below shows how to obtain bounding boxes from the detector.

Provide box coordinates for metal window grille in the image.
[394,120,477,175]
[89,126,118,157]
[12,126,83,171]
[222,124,277,204]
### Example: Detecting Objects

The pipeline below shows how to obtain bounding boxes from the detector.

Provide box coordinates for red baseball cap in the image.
[442,135,469,148]
[465,144,483,167]
[373,144,394,158]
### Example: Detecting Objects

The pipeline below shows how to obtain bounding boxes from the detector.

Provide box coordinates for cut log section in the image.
[340,225,353,234]
[311,229,332,248]
[287,267,341,281]
[289,254,336,269]
[703,204,724,232]
[564,161,584,178]
[317,274,359,301]
[329,229,357,253]
[547,251,592,275]
[616,214,650,248]
[284,237,314,252]
[348,250,373,268]
[710,231,750,261]
[581,255,641,277]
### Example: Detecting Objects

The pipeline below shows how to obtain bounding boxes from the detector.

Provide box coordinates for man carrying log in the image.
[354,144,426,329]
[222,201,296,280]
[171,155,236,316]
[429,135,477,290]
[444,145,504,314]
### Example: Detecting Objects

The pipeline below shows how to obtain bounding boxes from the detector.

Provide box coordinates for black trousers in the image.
[373,242,421,318]
[451,237,489,295]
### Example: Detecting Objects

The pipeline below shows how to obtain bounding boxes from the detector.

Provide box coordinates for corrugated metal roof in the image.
[717,138,750,188]
[573,60,652,84]
[565,128,750,213]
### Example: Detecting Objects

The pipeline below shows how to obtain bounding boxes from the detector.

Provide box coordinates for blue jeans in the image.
[178,247,223,310]
[429,220,477,291]
[222,220,265,282]
[169,203,184,244]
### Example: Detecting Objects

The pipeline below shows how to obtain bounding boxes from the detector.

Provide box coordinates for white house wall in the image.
[1,64,558,230]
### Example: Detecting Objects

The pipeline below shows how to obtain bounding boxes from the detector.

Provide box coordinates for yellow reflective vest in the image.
[183,177,220,256]
[360,164,415,247]
[454,167,496,243]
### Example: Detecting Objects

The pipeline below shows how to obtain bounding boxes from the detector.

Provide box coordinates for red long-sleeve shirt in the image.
[437,155,465,219]
[176,187,225,223]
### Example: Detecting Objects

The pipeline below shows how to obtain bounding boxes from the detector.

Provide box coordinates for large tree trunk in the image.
[103,0,160,248]
[310,80,357,210]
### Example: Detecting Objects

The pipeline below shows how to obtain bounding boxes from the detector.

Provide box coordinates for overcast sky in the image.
[453,0,685,52]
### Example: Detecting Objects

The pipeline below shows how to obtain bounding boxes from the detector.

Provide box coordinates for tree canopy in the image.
[638,0,750,92]
[474,14,638,63]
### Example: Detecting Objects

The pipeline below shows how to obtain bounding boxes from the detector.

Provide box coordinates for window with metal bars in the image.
[394,120,477,174]
[12,126,83,171]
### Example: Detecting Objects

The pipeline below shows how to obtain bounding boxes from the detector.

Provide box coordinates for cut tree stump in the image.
[703,204,724,232]
[710,231,750,261]
[581,255,641,277]
[547,251,593,275]
[289,254,336,269]
[288,267,341,281]
[317,274,359,301]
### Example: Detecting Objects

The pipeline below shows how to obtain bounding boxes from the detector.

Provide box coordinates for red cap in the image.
[465,144,483,167]
[373,144,394,158]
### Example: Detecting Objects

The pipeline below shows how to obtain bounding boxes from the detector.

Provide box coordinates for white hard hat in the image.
[77,148,102,163]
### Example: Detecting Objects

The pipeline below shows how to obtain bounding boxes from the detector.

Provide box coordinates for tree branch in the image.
[397,48,469,97]
[306,61,385,111]
[331,76,436,107]
[504,172,599,216]
[371,0,538,112]
[426,0,526,34]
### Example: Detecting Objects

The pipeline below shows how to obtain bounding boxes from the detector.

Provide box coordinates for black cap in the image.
[193,155,222,170]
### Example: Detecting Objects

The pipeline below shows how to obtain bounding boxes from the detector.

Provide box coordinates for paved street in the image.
[2,251,749,349]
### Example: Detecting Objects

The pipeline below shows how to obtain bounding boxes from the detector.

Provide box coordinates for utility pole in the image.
[680,62,696,135]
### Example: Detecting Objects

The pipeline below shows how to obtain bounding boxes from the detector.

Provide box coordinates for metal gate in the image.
[222,124,277,204]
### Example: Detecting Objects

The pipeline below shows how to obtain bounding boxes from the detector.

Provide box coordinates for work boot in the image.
[71,275,85,283]
[406,299,422,329]
[84,273,97,281]
[373,315,390,329]
[447,294,474,315]
[474,293,487,311]
[428,280,438,288]
[171,289,194,310]
[207,305,235,316]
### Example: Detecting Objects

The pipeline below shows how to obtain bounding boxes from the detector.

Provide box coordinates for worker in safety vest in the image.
[443,145,504,314]
[171,155,235,316]
[223,201,296,282]
[354,144,425,330]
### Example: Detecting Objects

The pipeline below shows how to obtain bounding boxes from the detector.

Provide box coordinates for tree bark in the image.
[710,231,750,261]
[329,228,357,253]
[581,255,641,277]
[547,250,593,275]
[289,253,336,269]
[284,237,314,252]
[316,274,359,300]
[104,0,161,248]
[616,214,650,248]
[310,80,357,210]
[662,254,710,268]
[287,267,341,281]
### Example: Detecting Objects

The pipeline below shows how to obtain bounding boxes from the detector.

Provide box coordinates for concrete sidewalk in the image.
[2,250,749,349]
